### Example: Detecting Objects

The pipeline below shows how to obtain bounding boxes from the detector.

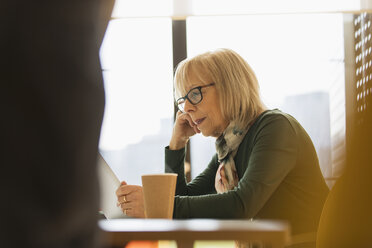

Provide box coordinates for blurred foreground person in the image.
[316,67,372,246]
[1,0,114,247]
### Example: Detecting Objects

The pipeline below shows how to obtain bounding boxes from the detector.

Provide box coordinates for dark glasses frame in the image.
[176,83,215,112]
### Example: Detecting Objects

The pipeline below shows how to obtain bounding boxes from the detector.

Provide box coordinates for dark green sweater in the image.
[165,109,329,235]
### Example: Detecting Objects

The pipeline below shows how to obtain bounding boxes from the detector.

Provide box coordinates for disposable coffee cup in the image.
[141,173,177,219]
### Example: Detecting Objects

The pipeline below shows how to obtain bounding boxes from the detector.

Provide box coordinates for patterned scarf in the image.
[215,121,249,193]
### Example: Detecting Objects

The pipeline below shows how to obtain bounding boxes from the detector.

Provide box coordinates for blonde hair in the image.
[174,48,266,129]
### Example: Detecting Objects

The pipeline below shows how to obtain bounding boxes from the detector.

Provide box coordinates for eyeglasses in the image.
[176,83,215,112]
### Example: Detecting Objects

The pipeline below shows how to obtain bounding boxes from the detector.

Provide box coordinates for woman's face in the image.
[182,72,229,138]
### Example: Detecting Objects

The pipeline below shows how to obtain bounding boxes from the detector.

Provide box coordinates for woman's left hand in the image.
[116,181,146,218]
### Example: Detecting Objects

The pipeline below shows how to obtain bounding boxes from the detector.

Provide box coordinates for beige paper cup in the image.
[141,173,177,219]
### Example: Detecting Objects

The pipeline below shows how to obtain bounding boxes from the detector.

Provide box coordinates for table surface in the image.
[99,218,290,248]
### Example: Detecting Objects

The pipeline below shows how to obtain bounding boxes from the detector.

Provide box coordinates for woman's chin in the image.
[200,129,218,138]
[201,132,209,137]
[199,129,210,137]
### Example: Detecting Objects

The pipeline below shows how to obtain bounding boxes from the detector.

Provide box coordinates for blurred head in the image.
[174,48,266,137]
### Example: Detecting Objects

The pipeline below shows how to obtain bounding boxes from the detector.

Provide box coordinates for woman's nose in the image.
[183,99,196,113]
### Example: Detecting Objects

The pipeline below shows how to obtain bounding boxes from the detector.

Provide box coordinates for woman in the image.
[116,48,329,240]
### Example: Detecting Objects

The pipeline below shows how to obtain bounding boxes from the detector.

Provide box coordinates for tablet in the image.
[97,153,127,219]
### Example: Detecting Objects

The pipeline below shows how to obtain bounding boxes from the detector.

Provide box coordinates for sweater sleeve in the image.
[165,146,218,196]
[172,115,298,219]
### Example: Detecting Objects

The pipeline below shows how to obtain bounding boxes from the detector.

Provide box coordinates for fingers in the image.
[116,184,145,218]
[115,181,128,198]
[116,188,145,218]
[176,111,194,126]
[118,201,138,210]
[176,112,199,138]
[117,195,128,205]
[170,111,200,150]
[116,189,141,205]
[116,184,142,197]
[123,208,145,218]
[193,125,200,134]
[182,113,196,128]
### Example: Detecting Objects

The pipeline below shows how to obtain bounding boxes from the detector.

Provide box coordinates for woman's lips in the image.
[194,117,206,126]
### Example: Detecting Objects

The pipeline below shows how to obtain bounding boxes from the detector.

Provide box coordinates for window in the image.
[99,1,356,187]
[99,17,173,185]
[187,14,345,185]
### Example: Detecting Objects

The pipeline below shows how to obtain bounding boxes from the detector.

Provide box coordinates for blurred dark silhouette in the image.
[1,0,114,247]
[317,80,372,245]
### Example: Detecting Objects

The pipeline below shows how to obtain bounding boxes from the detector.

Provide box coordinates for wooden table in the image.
[99,219,290,248]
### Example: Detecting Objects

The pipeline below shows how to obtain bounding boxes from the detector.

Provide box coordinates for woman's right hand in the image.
[169,111,200,150]
[116,181,145,218]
